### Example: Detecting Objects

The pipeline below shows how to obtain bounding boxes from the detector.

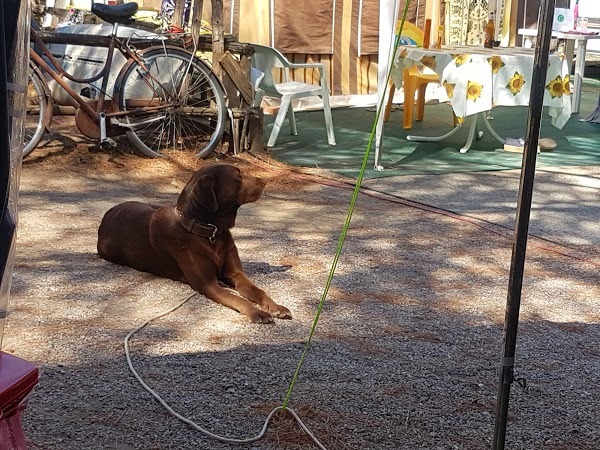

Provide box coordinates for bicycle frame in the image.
[29,23,127,121]
[29,23,178,125]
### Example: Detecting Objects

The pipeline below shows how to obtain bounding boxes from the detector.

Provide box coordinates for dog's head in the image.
[176,164,266,229]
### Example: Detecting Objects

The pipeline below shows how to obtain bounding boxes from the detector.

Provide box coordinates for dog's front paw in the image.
[248,308,274,324]
[269,304,292,320]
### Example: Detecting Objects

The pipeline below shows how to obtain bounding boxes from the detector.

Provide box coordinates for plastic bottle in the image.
[573,0,579,30]
[436,25,444,49]
[484,12,495,48]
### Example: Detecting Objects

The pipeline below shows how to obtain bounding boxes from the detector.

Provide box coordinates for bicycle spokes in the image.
[118,47,226,158]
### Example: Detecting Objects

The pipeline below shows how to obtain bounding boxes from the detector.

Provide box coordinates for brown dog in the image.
[97,164,291,324]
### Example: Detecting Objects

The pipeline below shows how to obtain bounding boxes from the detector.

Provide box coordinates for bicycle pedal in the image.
[100,138,117,149]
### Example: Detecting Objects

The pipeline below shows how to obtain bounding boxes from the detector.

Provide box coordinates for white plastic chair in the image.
[251,44,336,147]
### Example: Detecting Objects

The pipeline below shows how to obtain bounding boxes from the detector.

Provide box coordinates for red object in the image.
[0,352,39,450]
[168,25,185,34]
[423,19,432,49]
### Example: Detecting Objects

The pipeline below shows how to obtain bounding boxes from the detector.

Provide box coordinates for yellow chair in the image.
[384,22,441,129]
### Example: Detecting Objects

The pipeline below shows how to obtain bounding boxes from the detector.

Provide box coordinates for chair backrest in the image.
[251,44,289,95]
[396,21,425,46]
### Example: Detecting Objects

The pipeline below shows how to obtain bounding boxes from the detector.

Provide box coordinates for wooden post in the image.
[209,0,264,153]
[239,55,264,153]
[190,0,205,39]
[219,52,253,104]
[210,0,230,150]
[509,0,520,47]
[248,108,265,153]
[172,0,186,30]
[211,0,225,79]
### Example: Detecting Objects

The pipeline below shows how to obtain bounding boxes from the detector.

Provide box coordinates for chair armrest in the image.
[287,63,328,88]
[278,58,330,92]
[287,62,325,70]
[270,51,326,80]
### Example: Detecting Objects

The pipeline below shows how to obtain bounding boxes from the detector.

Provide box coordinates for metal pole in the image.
[492,1,556,449]
[0,0,11,217]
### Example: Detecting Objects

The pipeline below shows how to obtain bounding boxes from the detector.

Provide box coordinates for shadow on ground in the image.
[7,150,600,449]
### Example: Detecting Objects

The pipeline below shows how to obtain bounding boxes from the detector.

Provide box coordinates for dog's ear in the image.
[192,174,218,213]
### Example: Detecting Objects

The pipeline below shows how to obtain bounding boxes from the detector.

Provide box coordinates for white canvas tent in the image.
[375,0,403,170]
[375,0,447,169]
[374,0,504,169]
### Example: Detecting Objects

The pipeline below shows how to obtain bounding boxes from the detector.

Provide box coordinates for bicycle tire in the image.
[116,46,227,158]
[23,66,50,157]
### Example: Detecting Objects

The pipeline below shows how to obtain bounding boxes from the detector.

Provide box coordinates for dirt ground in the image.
[4,118,600,449]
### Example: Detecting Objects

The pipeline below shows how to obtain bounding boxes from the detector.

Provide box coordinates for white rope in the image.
[124,292,329,449]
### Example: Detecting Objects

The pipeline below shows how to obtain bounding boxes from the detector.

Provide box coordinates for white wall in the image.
[574,0,600,19]
[571,0,600,53]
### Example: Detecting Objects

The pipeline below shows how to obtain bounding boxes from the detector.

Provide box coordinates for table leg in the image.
[482,114,506,145]
[406,112,504,153]
[572,38,586,114]
[406,121,465,143]
[563,38,575,74]
[459,115,483,154]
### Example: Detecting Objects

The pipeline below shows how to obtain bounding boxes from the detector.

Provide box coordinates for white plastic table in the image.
[518,28,600,114]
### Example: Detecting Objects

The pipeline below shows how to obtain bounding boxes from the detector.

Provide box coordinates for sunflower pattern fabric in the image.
[391,45,572,129]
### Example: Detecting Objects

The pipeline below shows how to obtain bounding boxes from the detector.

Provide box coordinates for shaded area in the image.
[5,151,599,449]
[265,78,600,178]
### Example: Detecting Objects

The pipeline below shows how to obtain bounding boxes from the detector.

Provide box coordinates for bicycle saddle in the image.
[91,2,139,25]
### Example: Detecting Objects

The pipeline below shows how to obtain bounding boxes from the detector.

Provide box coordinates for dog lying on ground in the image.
[97,164,291,324]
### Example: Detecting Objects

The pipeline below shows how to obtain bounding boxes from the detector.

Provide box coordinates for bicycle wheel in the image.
[116,46,227,158]
[23,67,49,157]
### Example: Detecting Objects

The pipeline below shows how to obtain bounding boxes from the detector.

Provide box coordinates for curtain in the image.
[359,0,427,55]
[273,0,335,54]
[445,0,510,46]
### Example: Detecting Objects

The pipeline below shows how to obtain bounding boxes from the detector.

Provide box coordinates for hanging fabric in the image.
[159,0,192,25]
[273,0,335,54]
[444,0,506,46]
[465,0,489,45]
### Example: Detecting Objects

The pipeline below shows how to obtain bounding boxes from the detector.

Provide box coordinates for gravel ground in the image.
[4,120,599,449]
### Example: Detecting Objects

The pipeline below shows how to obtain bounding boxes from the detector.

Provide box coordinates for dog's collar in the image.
[175,208,219,243]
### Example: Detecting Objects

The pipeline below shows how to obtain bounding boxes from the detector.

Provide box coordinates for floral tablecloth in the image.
[392,45,572,129]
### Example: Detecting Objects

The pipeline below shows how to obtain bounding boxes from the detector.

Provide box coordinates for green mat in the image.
[264,78,600,178]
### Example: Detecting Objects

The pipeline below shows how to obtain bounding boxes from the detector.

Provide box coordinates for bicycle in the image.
[24,2,227,159]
